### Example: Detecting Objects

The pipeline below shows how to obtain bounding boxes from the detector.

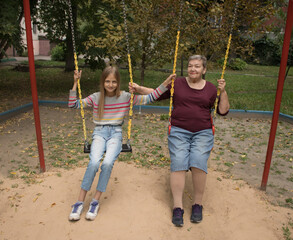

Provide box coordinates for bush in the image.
[51,45,65,61]
[216,57,247,70]
[20,50,28,57]
[228,58,247,70]
[253,36,281,65]
[216,58,225,67]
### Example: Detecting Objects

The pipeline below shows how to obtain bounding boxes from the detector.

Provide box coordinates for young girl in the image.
[68,65,175,221]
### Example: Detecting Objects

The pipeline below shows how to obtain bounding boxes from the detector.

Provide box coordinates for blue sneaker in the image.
[85,199,99,220]
[172,208,184,227]
[69,202,84,221]
[190,204,203,223]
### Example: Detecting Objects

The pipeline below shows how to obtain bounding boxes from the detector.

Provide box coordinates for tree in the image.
[80,0,125,70]
[246,0,291,65]
[83,0,184,85]
[36,0,79,71]
[180,0,281,64]
[80,0,282,83]
[122,0,182,85]
[0,0,38,59]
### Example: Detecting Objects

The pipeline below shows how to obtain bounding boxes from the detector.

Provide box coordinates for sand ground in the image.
[0,107,292,240]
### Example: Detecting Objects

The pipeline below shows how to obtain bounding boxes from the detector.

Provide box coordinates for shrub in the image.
[51,45,65,61]
[216,58,225,67]
[216,57,247,70]
[253,36,281,65]
[20,50,28,57]
[228,58,247,70]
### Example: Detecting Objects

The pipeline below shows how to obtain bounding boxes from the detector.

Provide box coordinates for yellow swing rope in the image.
[74,54,87,142]
[169,30,181,119]
[122,0,134,143]
[127,54,134,141]
[169,1,184,123]
[213,0,239,119]
[68,0,88,143]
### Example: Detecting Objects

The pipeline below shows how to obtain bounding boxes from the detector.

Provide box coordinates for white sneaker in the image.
[69,202,84,221]
[85,200,99,220]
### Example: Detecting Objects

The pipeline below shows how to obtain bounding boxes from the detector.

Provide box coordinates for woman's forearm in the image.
[218,90,230,114]
[130,74,174,95]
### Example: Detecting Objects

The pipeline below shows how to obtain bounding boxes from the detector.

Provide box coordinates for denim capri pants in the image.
[168,126,214,173]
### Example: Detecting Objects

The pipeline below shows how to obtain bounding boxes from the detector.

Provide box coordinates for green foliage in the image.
[0,60,292,116]
[81,1,124,70]
[36,1,71,44]
[160,114,169,121]
[0,0,38,59]
[228,58,247,70]
[51,45,65,61]
[217,58,247,70]
[33,0,288,75]
[283,225,292,240]
[20,50,28,57]
[253,36,281,65]
[36,0,78,70]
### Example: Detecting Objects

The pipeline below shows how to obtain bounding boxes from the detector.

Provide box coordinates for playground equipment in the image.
[21,0,293,193]
[23,0,45,172]
[67,0,133,153]
[213,0,239,120]
[166,0,238,136]
[167,1,184,135]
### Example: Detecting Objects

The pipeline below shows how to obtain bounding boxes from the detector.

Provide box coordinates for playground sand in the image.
[0,106,292,240]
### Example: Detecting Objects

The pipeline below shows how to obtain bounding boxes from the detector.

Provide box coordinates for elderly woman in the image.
[130,55,229,227]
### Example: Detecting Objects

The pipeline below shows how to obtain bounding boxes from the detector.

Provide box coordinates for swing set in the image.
[67,0,239,153]
[67,0,135,153]
[21,0,293,191]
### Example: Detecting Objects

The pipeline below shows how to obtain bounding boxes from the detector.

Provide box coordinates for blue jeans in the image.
[81,125,122,192]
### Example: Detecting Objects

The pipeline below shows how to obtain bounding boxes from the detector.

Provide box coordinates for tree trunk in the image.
[0,38,7,51]
[181,55,184,76]
[0,39,8,59]
[140,52,146,86]
[65,29,74,72]
[2,42,10,58]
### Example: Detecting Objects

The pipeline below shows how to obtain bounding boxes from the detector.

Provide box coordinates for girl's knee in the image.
[101,161,114,171]
[88,160,100,169]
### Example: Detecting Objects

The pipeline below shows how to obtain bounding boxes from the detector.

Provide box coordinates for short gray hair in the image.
[188,55,207,69]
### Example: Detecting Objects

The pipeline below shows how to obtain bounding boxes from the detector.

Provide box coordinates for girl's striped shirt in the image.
[68,84,168,126]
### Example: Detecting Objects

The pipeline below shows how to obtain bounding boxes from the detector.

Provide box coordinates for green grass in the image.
[0,61,292,115]
[20,59,86,67]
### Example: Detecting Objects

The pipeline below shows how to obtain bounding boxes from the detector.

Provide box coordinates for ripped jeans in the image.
[81,125,122,192]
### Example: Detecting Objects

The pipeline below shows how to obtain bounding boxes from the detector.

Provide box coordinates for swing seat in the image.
[83,141,132,153]
[84,141,91,153]
[122,143,132,152]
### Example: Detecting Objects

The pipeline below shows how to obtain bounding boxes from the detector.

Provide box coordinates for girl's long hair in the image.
[98,65,121,120]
